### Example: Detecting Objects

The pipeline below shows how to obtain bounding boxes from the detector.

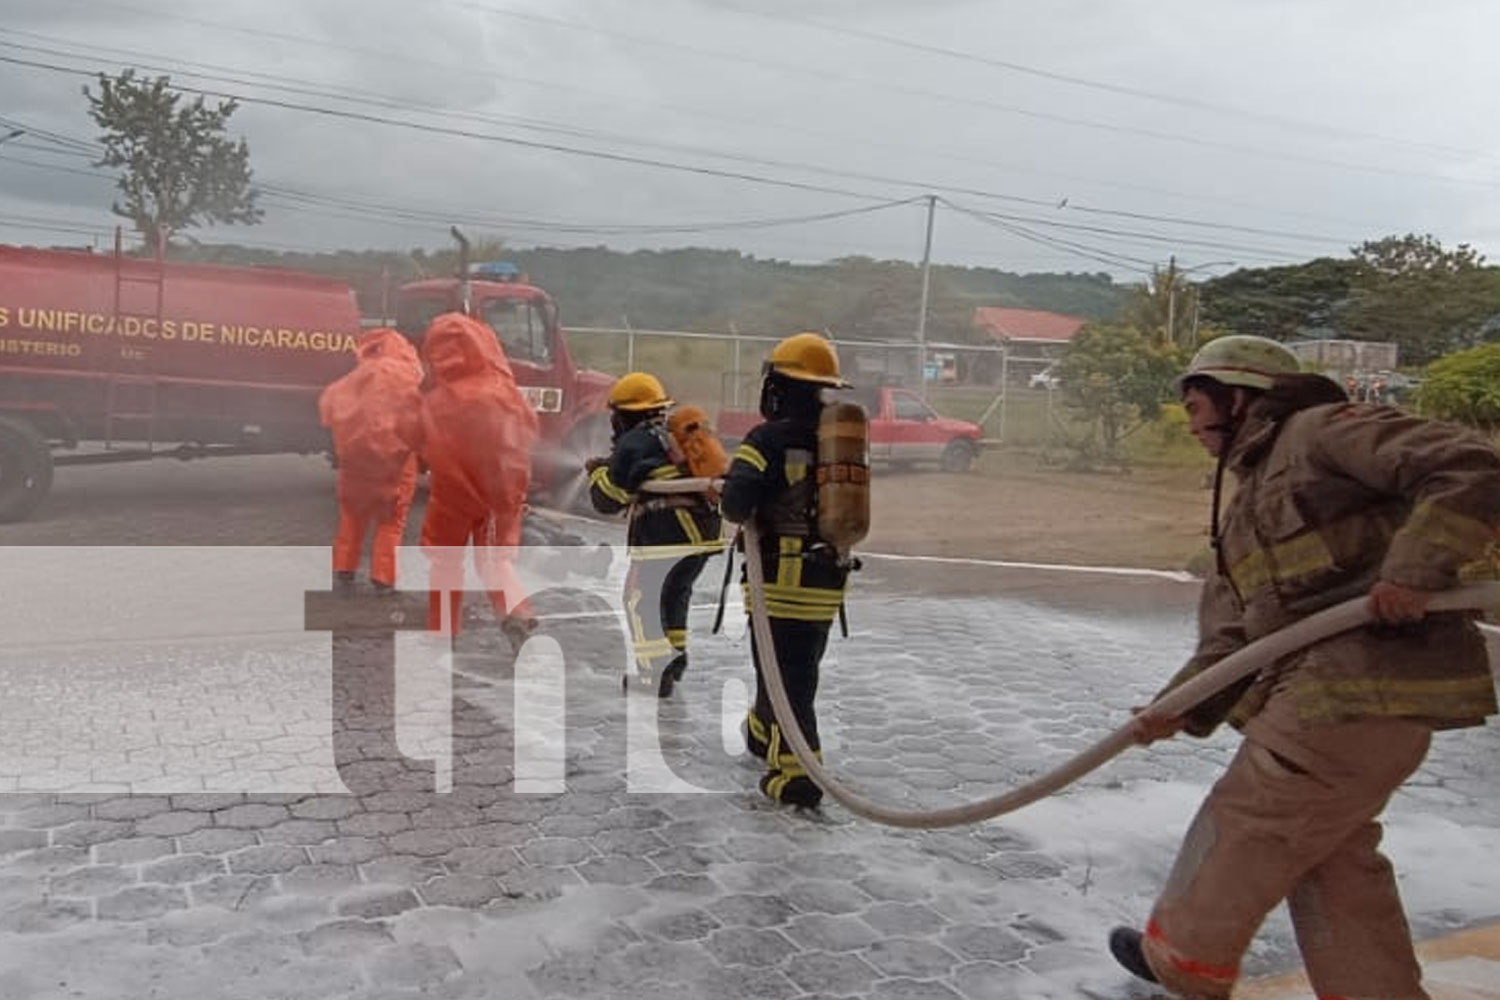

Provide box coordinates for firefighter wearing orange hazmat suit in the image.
[319,328,424,592]
[418,312,540,635]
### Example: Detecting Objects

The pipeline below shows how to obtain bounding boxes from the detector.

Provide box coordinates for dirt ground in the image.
[863,452,1215,572]
[0,449,1217,574]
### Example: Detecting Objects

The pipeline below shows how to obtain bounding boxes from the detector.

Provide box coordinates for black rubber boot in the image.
[759,772,823,809]
[333,570,357,596]
[657,654,687,699]
[1108,926,1158,984]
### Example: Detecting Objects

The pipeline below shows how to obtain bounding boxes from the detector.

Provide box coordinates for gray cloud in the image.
[1,0,1498,270]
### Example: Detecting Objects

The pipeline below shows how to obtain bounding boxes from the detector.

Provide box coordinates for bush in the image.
[1415,343,1500,429]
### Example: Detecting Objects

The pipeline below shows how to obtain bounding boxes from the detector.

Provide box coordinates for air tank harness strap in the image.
[713,527,742,635]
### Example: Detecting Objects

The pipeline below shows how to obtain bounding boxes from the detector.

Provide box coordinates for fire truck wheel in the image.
[940,438,977,474]
[0,415,54,523]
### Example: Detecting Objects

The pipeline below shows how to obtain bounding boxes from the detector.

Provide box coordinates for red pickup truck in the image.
[717,384,985,473]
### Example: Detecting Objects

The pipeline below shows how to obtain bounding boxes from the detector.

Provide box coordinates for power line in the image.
[0,41,1372,262]
[445,1,1500,191]
[258,185,925,236]
[942,200,1158,274]
[18,9,1382,234]
[2,34,939,201]
[714,2,1494,163]
[0,198,1144,275]
[0,108,1321,272]
[0,51,905,204]
[0,25,1383,244]
[939,198,1311,263]
[55,0,1500,197]
[0,134,924,242]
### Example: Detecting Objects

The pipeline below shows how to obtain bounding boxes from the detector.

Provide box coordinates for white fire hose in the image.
[642,478,1500,829]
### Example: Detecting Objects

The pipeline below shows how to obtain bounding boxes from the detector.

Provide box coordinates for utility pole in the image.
[1165,254,1177,348]
[915,194,937,400]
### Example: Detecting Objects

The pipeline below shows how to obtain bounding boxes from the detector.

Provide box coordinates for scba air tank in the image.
[816,400,870,556]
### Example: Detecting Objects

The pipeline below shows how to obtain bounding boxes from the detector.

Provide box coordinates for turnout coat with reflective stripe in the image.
[721,418,849,623]
[588,419,722,559]
[1166,399,1500,735]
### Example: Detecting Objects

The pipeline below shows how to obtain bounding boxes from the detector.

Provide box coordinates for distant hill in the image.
[167,241,1134,340]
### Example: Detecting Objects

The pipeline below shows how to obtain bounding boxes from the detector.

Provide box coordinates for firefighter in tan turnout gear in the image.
[720,333,856,809]
[1110,335,1500,1000]
[588,372,723,697]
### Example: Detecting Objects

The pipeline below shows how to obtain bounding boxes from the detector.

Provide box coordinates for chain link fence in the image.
[561,326,1072,446]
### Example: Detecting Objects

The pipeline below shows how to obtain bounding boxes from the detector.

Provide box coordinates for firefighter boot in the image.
[1107,927,1158,984]
[759,771,823,810]
[623,669,658,695]
[657,653,687,699]
[333,570,357,596]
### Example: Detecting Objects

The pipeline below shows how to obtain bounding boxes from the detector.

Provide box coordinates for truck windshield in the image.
[892,393,935,421]
[395,297,449,341]
[481,297,552,366]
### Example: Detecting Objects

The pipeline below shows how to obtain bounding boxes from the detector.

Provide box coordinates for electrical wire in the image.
[0,29,1391,246]
[942,197,1313,263]
[0,44,1366,267]
[0,51,899,204]
[444,1,1500,190]
[713,1,1497,163]
[0,13,1458,236]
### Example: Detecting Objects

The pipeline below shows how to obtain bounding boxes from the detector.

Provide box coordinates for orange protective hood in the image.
[319,328,425,495]
[418,312,538,518]
[420,312,514,385]
[356,327,421,369]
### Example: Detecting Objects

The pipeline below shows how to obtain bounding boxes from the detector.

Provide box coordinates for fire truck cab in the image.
[392,261,616,509]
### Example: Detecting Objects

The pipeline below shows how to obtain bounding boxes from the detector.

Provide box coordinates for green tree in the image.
[1414,342,1500,429]
[1120,262,1201,348]
[84,69,262,251]
[1054,322,1181,460]
[1198,257,1358,341]
[1342,234,1500,365]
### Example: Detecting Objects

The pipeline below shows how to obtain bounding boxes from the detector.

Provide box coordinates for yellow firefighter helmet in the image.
[608,371,673,412]
[1174,335,1301,394]
[767,332,850,387]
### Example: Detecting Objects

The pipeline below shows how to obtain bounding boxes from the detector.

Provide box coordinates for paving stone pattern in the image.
[1,504,1497,998]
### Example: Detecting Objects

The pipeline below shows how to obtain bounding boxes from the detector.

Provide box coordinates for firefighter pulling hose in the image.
[628,488,1500,831]
[741,529,1500,828]
[714,332,1500,999]
[643,335,1500,845]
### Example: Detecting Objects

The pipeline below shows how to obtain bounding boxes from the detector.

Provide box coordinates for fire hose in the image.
[641,478,1500,830]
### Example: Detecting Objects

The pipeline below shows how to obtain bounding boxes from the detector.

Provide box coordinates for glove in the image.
[584,456,608,473]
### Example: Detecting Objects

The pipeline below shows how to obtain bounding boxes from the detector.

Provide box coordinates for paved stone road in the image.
[0,456,1496,999]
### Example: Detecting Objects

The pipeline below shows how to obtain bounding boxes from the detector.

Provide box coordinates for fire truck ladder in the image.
[103,375,160,453]
[105,228,165,453]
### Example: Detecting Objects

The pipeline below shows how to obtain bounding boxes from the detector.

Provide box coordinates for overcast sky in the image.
[1,0,1498,280]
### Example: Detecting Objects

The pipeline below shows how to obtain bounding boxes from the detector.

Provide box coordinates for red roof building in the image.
[973,307,1088,344]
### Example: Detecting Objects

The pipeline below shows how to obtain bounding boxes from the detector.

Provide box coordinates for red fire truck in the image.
[0,238,614,522]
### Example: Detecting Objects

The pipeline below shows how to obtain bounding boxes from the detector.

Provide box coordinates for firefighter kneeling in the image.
[588,372,725,698]
[721,332,868,809]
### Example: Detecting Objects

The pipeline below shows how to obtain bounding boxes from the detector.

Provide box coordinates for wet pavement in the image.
[0,457,1497,999]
